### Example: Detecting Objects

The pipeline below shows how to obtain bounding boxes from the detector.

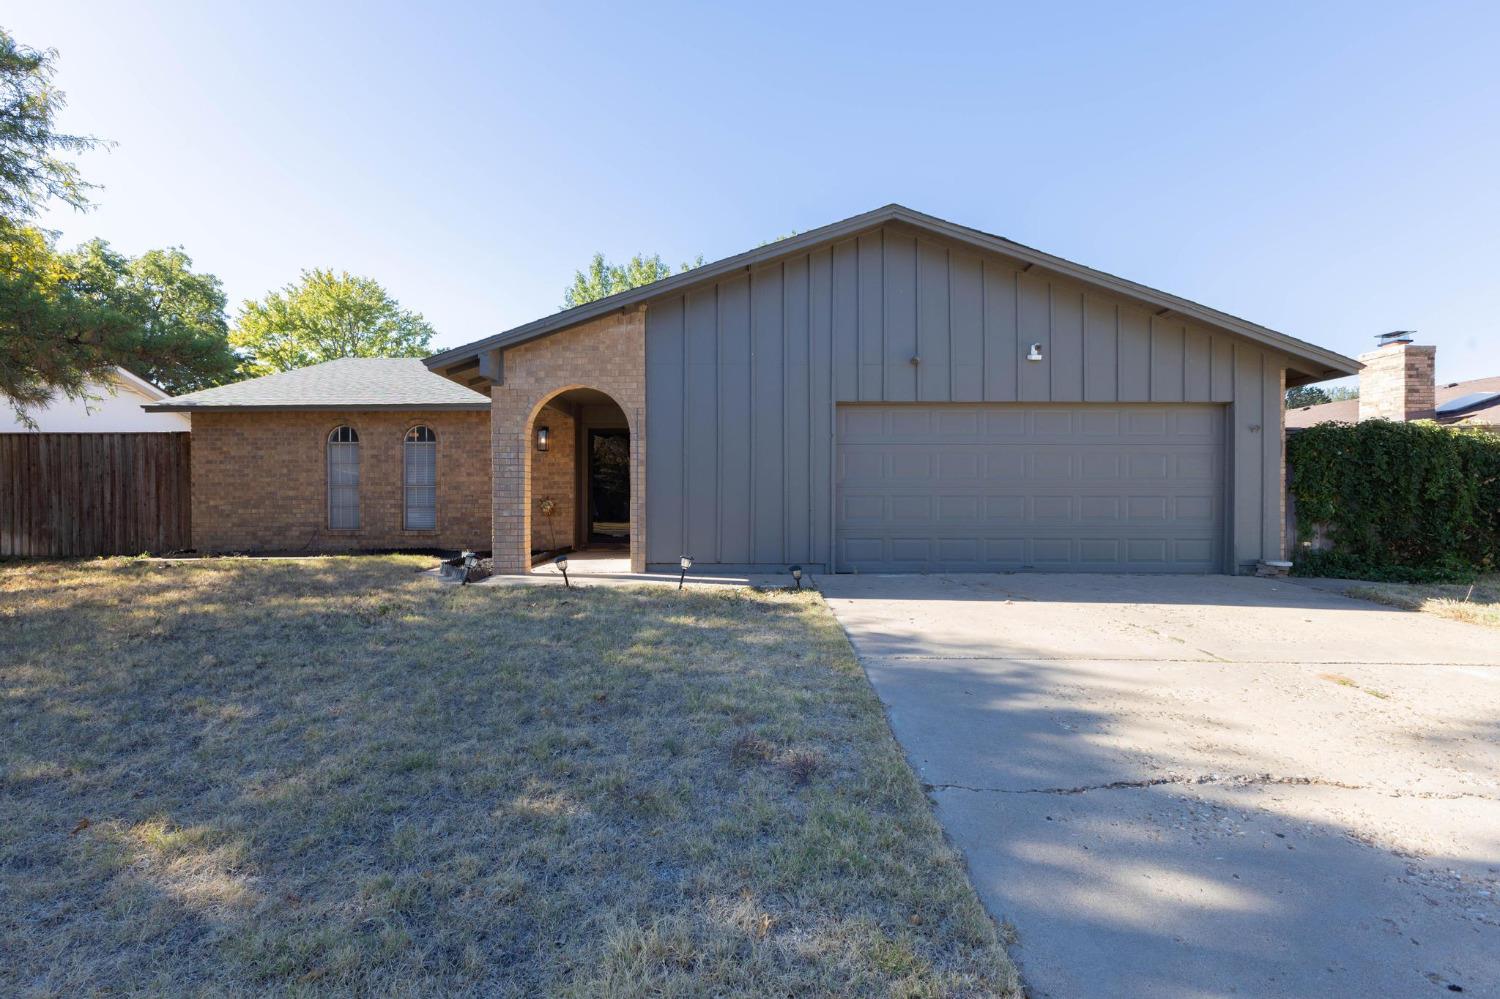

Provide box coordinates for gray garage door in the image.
[836,404,1225,572]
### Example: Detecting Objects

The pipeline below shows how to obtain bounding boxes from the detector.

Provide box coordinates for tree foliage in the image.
[1288,420,1500,581]
[231,269,435,376]
[563,252,704,309]
[0,28,104,220]
[62,240,236,394]
[1285,384,1358,408]
[0,28,234,421]
[0,225,237,420]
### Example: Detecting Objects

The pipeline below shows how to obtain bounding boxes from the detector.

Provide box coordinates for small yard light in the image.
[789,565,803,589]
[554,552,570,589]
[535,425,550,452]
[678,554,693,590]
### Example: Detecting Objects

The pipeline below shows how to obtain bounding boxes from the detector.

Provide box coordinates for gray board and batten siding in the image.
[644,221,1289,573]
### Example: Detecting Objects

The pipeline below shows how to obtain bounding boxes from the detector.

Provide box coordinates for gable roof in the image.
[143,358,491,412]
[1286,374,1500,429]
[424,203,1360,382]
[113,367,171,401]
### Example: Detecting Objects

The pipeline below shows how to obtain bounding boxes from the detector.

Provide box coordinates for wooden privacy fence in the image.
[0,433,191,557]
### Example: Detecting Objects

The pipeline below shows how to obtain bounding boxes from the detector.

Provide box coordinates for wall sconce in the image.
[535,426,550,451]
[1026,342,1044,361]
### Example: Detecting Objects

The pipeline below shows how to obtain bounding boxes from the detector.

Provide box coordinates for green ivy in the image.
[1286,420,1500,582]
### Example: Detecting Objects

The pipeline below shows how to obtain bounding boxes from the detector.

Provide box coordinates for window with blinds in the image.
[404,426,437,530]
[327,426,360,529]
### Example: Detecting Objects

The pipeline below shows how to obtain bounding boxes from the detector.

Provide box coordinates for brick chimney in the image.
[1358,335,1436,422]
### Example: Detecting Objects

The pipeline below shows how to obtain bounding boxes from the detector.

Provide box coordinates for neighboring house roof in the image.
[1,366,190,433]
[1285,374,1500,429]
[424,203,1361,383]
[143,358,491,412]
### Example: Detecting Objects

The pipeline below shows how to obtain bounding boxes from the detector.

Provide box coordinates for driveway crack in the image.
[923,773,1496,800]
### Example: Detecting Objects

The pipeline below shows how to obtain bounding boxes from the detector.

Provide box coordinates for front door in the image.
[587,429,630,545]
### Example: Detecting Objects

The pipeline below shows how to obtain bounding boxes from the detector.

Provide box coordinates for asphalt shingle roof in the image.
[143,357,490,411]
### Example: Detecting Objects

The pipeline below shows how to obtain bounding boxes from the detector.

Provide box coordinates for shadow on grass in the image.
[0,556,1017,996]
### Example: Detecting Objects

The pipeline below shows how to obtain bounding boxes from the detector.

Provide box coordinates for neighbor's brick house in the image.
[1287,335,1500,431]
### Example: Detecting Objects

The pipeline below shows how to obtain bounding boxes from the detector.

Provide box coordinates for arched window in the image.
[327,426,360,529]
[403,426,437,530]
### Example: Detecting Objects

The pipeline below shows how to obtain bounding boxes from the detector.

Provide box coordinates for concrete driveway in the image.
[819,574,1500,999]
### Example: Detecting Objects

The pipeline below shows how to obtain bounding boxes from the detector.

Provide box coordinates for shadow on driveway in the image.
[820,573,1500,999]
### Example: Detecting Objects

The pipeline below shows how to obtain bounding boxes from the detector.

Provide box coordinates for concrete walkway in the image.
[819,573,1500,999]
[429,550,792,590]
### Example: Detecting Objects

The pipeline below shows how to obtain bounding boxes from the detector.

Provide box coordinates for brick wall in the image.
[529,402,576,552]
[190,410,491,553]
[491,308,646,573]
[1358,343,1436,422]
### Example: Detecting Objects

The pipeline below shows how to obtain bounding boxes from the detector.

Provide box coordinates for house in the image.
[147,204,1359,573]
[1,367,190,433]
[1286,334,1500,431]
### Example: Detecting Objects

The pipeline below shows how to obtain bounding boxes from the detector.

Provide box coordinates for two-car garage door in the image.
[836,404,1226,573]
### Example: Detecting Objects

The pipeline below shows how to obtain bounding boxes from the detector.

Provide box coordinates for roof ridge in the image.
[423,203,1359,380]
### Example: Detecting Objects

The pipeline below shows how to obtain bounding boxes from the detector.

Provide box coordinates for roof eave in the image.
[141,402,492,413]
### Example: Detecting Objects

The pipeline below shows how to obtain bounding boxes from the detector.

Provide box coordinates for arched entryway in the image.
[524,386,633,571]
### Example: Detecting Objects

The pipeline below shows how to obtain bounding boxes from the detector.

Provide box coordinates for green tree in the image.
[562,252,704,308]
[63,239,236,394]
[1286,385,1331,408]
[231,269,435,376]
[1,223,143,420]
[0,28,103,220]
[1286,384,1359,408]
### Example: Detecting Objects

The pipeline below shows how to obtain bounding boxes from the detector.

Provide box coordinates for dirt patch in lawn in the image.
[0,556,1018,997]
[1343,575,1500,631]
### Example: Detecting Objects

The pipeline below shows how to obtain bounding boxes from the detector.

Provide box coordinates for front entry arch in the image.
[523,386,632,567]
[486,310,647,575]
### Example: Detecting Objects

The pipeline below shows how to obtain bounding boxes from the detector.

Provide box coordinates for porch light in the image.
[535,426,550,452]
[678,554,693,590]
[789,565,803,589]
[1026,342,1044,361]
[554,552,570,589]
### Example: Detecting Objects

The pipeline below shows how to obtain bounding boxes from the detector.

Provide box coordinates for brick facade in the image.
[1358,342,1436,422]
[190,410,491,553]
[490,309,647,573]
[529,402,576,552]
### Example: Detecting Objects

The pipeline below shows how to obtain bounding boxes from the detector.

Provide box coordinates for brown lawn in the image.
[0,555,1018,997]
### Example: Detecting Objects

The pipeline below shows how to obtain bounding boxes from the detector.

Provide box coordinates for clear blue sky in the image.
[12,1,1499,383]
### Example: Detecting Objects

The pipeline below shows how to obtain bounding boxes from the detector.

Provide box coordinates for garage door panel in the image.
[836,404,1225,573]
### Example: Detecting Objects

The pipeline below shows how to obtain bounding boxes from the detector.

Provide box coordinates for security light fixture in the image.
[1026,342,1044,361]
[554,552,570,589]
[678,554,693,590]
[789,565,803,589]
[536,426,550,451]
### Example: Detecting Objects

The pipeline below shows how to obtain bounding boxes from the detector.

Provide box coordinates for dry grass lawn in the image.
[0,556,1018,997]
[1344,574,1500,630]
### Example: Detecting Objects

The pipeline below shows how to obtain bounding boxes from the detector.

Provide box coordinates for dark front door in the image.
[588,430,630,544]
